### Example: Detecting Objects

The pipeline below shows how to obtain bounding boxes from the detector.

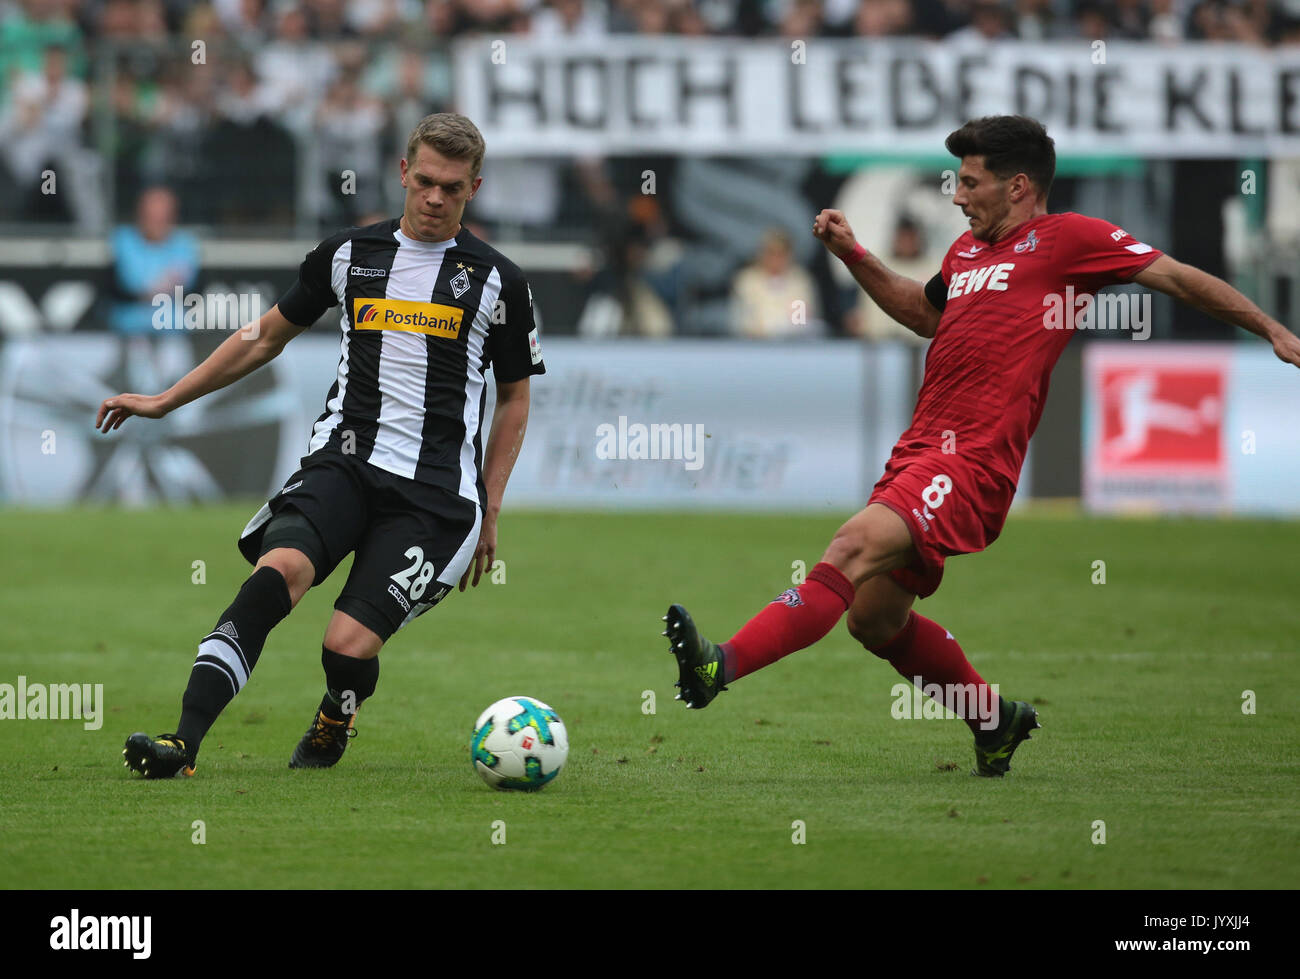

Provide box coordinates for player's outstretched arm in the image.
[1133,255,1300,368]
[813,208,941,339]
[460,376,530,591]
[94,304,309,432]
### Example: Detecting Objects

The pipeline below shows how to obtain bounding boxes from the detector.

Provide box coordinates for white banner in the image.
[0,336,919,511]
[0,335,307,506]
[454,37,1298,158]
[502,339,915,511]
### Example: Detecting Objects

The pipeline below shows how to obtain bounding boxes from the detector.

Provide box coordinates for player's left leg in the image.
[288,611,384,770]
[125,460,365,778]
[666,503,915,708]
[849,571,1039,776]
[288,473,481,769]
[850,571,998,732]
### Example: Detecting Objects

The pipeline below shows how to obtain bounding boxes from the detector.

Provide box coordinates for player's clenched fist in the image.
[95,393,169,432]
[813,209,858,259]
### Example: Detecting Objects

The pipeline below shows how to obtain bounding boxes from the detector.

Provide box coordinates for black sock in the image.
[176,566,292,752]
[318,646,379,721]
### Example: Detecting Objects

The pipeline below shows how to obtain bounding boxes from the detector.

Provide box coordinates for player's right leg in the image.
[123,544,313,778]
[665,503,914,709]
[124,459,365,778]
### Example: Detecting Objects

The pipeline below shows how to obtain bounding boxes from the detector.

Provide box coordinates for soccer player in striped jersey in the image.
[665,115,1300,776]
[99,113,546,777]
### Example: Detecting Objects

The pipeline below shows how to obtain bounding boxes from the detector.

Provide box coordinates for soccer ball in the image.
[470,696,568,791]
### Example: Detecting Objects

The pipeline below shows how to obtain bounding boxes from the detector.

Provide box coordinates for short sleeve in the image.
[276,231,348,327]
[1060,214,1163,291]
[488,268,545,383]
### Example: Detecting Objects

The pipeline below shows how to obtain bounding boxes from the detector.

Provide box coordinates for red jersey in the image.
[895,212,1163,485]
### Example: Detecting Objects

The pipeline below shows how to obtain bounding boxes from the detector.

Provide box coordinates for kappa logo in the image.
[349,266,387,278]
[1014,229,1038,253]
[772,588,803,608]
[386,583,411,613]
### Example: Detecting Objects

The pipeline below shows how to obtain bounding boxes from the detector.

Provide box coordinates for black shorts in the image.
[238,452,481,641]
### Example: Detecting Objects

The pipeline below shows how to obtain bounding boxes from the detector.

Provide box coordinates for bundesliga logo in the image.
[772,589,803,608]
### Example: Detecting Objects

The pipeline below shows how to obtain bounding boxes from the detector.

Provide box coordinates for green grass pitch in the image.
[1,505,1296,889]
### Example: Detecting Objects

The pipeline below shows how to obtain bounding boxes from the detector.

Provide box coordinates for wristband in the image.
[840,243,867,265]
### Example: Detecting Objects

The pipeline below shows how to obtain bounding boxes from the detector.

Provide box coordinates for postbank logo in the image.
[352,298,463,339]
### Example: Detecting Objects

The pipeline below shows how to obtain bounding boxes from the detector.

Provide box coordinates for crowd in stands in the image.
[1,0,1290,227]
[1,0,1292,46]
[0,0,1292,337]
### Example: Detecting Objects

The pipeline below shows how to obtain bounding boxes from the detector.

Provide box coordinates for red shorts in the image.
[868,451,1018,598]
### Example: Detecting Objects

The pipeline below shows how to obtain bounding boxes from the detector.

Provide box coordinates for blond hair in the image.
[406,113,485,179]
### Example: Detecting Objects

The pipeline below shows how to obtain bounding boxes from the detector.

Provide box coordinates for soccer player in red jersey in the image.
[664,115,1300,776]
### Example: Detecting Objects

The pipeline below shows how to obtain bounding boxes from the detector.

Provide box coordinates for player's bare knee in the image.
[822,522,864,569]
[322,616,383,661]
[846,608,909,654]
[823,530,892,586]
[255,549,314,607]
[326,638,381,661]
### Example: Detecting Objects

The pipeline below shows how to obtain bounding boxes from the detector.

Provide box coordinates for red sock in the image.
[872,612,1002,736]
[722,562,855,682]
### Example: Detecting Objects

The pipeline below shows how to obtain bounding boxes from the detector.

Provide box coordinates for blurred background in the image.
[1,0,1298,514]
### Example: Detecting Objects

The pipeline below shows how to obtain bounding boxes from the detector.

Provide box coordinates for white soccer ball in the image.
[470,696,568,791]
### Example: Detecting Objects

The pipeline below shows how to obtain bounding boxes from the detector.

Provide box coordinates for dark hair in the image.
[945,115,1056,200]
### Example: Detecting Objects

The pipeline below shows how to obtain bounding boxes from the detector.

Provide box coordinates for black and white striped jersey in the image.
[275,218,545,509]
